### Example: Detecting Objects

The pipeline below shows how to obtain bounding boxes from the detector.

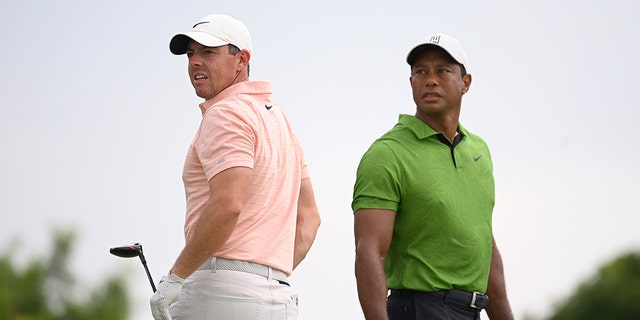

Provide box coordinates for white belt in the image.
[197,257,289,284]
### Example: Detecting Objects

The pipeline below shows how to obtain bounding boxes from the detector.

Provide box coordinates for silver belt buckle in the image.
[470,291,482,309]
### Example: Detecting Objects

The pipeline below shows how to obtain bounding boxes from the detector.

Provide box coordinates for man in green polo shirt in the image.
[352,34,514,320]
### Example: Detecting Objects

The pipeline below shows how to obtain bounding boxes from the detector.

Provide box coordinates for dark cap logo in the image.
[193,21,210,28]
[429,35,441,44]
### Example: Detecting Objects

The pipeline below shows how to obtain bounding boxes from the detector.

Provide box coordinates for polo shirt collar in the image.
[198,81,272,115]
[398,114,469,140]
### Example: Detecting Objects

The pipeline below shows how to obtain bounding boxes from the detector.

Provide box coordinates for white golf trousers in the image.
[169,268,298,320]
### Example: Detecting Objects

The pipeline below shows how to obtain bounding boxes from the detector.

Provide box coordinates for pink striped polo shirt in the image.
[182,81,308,275]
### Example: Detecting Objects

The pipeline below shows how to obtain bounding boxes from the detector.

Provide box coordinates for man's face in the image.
[185,41,242,100]
[409,48,471,120]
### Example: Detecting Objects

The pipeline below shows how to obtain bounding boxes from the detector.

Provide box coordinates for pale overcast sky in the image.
[1,1,639,319]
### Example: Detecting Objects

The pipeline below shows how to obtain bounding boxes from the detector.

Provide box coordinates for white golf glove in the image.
[150,273,185,320]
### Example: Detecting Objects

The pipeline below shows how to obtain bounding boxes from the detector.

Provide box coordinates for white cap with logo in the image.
[406,34,468,71]
[170,14,252,55]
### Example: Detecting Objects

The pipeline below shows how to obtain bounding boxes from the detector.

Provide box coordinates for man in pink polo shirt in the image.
[150,14,321,320]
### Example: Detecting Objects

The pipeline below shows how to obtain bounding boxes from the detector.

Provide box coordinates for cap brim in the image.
[169,31,229,55]
[407,44,443,65]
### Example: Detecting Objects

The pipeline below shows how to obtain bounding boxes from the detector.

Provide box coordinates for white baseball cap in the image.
[170,14,252,55]
[406,34,468,70]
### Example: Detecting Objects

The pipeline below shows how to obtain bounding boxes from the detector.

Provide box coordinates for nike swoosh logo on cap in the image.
[193,21,210,28]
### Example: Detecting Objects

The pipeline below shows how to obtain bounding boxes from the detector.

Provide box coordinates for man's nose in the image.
[423,74,438,86]
[189,54,203,66]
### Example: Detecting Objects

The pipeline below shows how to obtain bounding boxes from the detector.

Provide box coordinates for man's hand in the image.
[150,273,185,320]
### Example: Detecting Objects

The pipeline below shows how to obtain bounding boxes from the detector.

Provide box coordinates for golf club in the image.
[109,242,156,292]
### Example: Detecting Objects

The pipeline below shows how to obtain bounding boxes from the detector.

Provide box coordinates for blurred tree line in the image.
[1,230,637,320]
[0,230,129,320]
[524,250,640,320]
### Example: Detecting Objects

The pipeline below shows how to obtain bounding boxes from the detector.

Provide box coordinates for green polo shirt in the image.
[352,114,495,293]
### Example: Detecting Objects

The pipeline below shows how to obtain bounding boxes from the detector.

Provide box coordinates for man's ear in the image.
[462,73,472,94]
[238,49,251,69]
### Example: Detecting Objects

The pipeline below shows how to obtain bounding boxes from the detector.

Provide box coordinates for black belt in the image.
[390,289,489,310]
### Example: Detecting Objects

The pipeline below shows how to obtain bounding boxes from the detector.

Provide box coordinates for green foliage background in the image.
[0,230,129,320]
[523,251,640,320]
[546,251,640,320]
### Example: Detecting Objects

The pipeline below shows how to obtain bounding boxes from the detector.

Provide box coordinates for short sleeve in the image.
[196,105,255,181]
[351,141,402,213]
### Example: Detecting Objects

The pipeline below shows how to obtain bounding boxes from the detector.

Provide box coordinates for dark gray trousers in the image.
[387,289,482,320]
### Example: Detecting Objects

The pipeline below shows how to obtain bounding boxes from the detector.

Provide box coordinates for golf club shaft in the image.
[139,253,157,292]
